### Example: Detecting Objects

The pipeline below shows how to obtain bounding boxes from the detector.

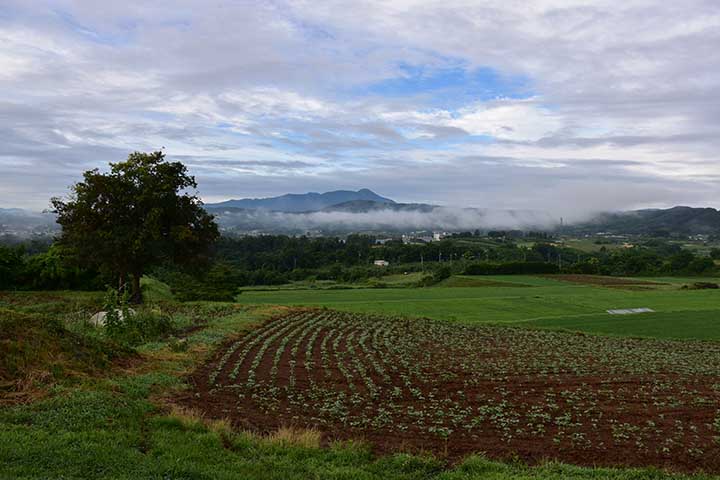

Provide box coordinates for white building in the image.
[373,260,390,267]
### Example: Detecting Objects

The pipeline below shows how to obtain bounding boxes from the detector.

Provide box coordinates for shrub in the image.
[106,309,173,346]
[417,266,453,287]
[103,288,173,345]
[158,264,240,301]
[434,266,452,281]
[687,257,716,274]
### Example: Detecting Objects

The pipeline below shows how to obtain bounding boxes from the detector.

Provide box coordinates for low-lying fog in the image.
[214,206,573,233]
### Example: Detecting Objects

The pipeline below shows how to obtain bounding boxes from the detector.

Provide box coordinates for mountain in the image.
[320,200,435,213]
[206,189,395,213]
[4,199,720,239]
[208,198,720,235]
[207,194,559,234]
[572,206,720,235]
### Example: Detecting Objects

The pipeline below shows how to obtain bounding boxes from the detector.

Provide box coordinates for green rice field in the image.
[238,275,720,341]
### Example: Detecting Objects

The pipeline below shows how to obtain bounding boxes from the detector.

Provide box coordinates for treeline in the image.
[201,235,718,288]
[214,234,564,270]
[2,234,717,294]
[575,248,715,276]
[464,249,714,277]
[0,244,103,291]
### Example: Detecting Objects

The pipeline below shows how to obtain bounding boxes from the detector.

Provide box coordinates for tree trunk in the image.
[130,272,143,304]
[118,272,127,294]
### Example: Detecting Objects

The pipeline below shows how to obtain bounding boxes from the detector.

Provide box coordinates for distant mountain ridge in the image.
[320,200,435,213]
[571,206,720,235]
[203,193,720,235]
[5,199,720,237]
[206,189,395,213]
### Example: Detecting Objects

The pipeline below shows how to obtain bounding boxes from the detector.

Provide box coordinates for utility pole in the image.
[420,253,424,272]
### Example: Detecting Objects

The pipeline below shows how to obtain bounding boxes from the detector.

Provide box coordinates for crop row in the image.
[205,309,720,465]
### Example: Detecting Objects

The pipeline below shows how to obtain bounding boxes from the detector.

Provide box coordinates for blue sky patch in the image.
[358,63,533,109]
[53,9,132,46]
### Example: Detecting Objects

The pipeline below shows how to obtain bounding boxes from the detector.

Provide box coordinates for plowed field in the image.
[180,309,720,473]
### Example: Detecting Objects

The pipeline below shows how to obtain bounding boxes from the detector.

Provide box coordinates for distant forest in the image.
[3,231,717,301]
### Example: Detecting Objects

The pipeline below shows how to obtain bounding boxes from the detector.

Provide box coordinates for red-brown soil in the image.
[177,309,720,474]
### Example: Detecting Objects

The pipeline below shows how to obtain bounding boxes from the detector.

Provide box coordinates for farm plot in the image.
[543,275,668,288]
[181,308,720,473]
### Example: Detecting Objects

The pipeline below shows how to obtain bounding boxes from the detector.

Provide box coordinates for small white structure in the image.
[373,260,390,267]
[607,308,654,315]
[89,308,136,326]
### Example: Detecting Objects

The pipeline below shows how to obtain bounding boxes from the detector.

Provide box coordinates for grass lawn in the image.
[238,275,720,340]
[522,309,720,341]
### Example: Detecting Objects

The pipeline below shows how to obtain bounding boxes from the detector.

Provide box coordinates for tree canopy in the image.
[51,151,219,302]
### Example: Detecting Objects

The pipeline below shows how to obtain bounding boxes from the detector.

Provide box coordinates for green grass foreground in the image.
[1,285,719,479]
[239,275,720,341]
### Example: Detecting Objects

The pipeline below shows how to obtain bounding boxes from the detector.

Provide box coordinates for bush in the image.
[687,257,716,274]
[669,251,696,272]
[110,309,173,346]
[157,264,240,301]
[416,275,436,287]
[417,266,453,287]
[102,289,173,345]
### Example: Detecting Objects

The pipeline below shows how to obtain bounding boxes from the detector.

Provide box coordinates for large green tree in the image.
[51,151,219,302]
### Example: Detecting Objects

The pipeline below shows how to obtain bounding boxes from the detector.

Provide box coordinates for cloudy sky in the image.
[1,1,719,215]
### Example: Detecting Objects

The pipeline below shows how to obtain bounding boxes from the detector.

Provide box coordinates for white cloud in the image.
[450,101,562,141]
[1,0,719,212]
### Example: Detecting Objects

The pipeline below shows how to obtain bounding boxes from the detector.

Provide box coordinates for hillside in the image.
[0,301,130,402]
[574,206,720,235]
